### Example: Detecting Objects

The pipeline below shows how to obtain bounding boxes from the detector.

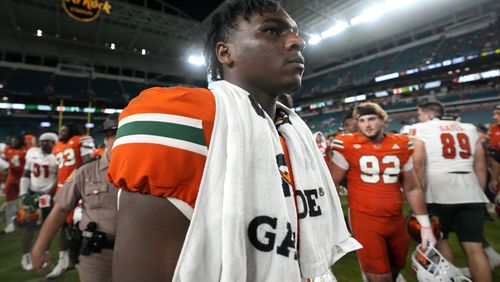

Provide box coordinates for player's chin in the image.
[362,131,376,138]
[281,74,303,92]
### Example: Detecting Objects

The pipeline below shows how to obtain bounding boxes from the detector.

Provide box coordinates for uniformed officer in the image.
[31,115,119,282]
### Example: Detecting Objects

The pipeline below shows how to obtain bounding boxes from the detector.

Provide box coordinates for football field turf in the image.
[0,196,499,281]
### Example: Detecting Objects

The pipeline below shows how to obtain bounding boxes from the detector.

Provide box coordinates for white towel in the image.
[173,80,360,281]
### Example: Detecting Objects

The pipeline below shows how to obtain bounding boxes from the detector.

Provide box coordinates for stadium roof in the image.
[0,0,498,83]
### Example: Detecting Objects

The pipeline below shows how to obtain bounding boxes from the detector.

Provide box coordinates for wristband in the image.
[416,214,431,228]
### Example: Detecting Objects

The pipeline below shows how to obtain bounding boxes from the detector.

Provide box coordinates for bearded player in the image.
[2,135,30,234]
[18,132,59,270]
[331,102,435,282]
[47,123,94,278]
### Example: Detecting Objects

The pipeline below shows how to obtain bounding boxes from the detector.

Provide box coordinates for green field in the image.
[0,196,499,281]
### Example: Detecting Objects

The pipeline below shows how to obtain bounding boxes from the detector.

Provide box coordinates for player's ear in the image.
[216,42,233,67]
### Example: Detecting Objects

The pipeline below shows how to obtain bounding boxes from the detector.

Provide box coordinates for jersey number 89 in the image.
[440,133,471,159]
[359,155,400,184]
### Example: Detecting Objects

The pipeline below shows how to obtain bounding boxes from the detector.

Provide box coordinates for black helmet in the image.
[102,114,119,132]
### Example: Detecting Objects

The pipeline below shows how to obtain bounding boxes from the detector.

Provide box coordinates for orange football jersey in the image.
[332,132,413,217]
[108,87,297,209]
[3,145,29,179]
[490,124,500,151]
[53,135,94,187]
[108,87,216,208]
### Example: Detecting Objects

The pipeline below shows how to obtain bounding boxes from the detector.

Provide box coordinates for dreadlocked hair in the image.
[204,0,283,81]
[62,122,83,139]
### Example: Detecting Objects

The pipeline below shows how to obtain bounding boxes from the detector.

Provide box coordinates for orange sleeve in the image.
[107,87,215,207]
[331,134,347,154]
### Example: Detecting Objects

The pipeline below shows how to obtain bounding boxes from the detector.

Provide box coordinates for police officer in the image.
[31,115,119,282]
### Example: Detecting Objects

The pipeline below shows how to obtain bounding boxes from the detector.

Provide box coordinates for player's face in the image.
[493,109,500,124]
[316,134,322,143]
[357,114,384,139]
[223,11,306,96]
[59,126,69,142]
[343,118,358,134]
[39,140,55,154]
[417,108,432,123]
[10,137,20,147]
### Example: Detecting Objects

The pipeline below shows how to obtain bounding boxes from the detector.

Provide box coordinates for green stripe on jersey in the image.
[116,120,206,146]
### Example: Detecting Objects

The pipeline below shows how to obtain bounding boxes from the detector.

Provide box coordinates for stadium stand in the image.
[296,21,500,100]
[6,69,52,96]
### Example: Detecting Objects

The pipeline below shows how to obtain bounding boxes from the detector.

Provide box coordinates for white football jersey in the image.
[409,119,478,172]
[408,119,488,204]
[24,147,58,192]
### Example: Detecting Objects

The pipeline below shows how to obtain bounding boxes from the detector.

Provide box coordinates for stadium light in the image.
[40,122,51,128]
[374,72,399,82]
[321,21,348,39]
[188,55,206,66]
[36,29,43,37]
[308,34,322,45]
[141,49,147,55]
[110,43,116,50]
[350,6,383,26]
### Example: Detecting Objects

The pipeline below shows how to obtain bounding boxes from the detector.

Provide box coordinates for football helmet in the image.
[412,244,471,282]
[406,214,442,243]
[14,206,39,228]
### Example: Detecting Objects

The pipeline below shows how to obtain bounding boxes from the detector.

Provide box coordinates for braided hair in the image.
[204,0,283,81]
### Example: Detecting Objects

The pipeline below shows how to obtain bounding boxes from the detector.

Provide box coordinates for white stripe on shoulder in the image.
[119,113,203,129]
[332,143,344,149]
[113,134,207,156]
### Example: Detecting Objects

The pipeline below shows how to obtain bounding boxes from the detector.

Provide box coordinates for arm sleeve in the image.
[20,176,30,196]
[0,157,9,170]
[79,136,95,157]
[332,151,350,170]
[403,157,414,172]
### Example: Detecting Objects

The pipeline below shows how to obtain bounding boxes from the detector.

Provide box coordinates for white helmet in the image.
[39,132,58,143]
[412,244,471,282]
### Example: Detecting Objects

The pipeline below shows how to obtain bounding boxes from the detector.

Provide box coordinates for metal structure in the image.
[0,0,498,82]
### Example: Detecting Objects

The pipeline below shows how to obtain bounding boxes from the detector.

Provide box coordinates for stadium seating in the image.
[91,78,123,102]
[6,69,52,96]
[54,75,89,99]
[0,66,11,83]
[121,81,150,99]
[303,86,499,134]
[295,22,499,99]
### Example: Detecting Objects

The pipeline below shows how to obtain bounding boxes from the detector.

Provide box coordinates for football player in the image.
[489,105,499,194]
[2,135,29,233]
[314,131,330,164]
[47,123,94,278]
[331,102,435,282]
[107,1,357,280]
[18,132,59,270]
[410,101,491,282]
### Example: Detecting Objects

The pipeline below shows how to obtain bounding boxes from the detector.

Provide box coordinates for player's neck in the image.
[364,132,385,144]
